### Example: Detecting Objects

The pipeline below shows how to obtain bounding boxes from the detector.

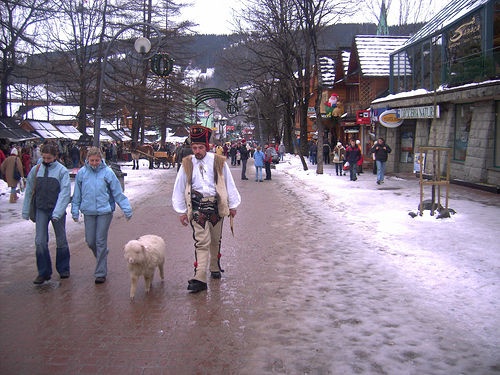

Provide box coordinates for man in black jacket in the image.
[370,137,392,184]
[239,139,249,180]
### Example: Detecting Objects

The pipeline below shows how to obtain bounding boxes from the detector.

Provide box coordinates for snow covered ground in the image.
[1,153,499,373]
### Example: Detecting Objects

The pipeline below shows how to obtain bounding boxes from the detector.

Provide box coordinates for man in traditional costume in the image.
[172,126,241,293]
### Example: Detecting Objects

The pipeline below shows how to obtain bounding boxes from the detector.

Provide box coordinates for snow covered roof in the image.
[85,127,114,142]
[54,125,83,140]
[351,36,409,77]
[397,0,490,51]
[341,51,350,77]
[318,55,336,87]
[21,120,66,139]
[23,105,80,122]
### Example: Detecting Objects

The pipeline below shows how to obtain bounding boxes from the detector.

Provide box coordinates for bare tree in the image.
[226,0,356,171]
[0,0,56,117]
[365,0,438,26]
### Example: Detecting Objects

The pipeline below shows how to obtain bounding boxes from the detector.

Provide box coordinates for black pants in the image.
[241,159,248,179]
[265,161,272,179]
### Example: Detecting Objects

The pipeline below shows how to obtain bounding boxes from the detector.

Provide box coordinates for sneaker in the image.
[210,271,222,279]
[95,276,106,284]
[187,279,207,293]
[60,273,70,279]
[33,275,50,284]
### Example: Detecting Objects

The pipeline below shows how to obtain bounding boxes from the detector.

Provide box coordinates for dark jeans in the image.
[265,161,272,179]
[335,162,344,175]
[241,159,248,179]
[349,163,358,181]
[35,210,70,277]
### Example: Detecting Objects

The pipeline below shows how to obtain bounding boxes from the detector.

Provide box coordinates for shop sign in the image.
[356,110,371,125]
[308,107,316,118]
[397,105,440,119]
[379,109,403,128]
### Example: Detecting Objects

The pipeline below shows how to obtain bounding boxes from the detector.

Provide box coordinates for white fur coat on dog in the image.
[123,234,166,299]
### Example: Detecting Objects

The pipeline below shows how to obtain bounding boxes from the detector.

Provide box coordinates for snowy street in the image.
[0,155,499,374]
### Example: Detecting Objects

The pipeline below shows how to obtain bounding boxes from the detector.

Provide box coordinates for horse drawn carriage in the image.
[125,142,176,170]
[152,151,175,169]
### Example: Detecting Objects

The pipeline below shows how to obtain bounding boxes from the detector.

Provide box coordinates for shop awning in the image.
[0,118,40,141]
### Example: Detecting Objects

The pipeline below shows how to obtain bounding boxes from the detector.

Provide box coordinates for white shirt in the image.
[172,153,241,214]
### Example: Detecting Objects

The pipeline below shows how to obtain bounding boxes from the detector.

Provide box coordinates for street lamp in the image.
[93,23,162,147]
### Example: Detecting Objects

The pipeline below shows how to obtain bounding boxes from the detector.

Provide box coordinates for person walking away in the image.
[278,143,285,161]
[239,139,249,180]
[172,125,241,293]
[21,147,31,177]
[229,144,237,166]
[309,140,318,165]
[71,147,133,284]
[176,139,193,171]
[332,142,346,176]
[345,139,361,181]
[323,142,331,164]
[1,148,24,203]
[31,144,41,167]
[264,144,273,180]
[370,137,392,184]
[356,139,364,174]
[21,142,71,284]
[253,146,265,182]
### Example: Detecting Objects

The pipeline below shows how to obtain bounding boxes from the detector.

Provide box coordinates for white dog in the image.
[123,235,166,299]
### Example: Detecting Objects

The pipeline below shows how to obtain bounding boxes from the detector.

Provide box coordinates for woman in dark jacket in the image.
[345,139,361,181]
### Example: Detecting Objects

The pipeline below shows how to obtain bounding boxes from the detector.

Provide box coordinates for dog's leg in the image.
[130,274,139,299]
[144,275,152,293]
[158,263,164,280]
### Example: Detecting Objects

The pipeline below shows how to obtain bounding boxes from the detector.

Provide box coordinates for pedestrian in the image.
[1,148,24,203]
[278,143,285,161]
[0,146,6,179]
[229,144,237,166]
[69,142,80,168]
[323,141,331,164]
[332,142,346,176]
[31,144,41,167]
[21,142,71,284]
[309,140,317,165]
[356,139,364,174]
[176,139,193,171]
[239,139,249,180]
[370,137,392,184]
[345,139,361,181]
[21,147,31,177]
[172,125,241,293]
[264,144,273,180]
[71,146,133,284]
[253,145,265,182]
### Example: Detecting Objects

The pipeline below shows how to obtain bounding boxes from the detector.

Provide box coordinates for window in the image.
[495,101,500,167]
[453,104,472,161]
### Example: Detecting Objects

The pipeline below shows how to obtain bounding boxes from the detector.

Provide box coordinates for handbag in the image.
[29,164,41,223]
[13,168,21,181]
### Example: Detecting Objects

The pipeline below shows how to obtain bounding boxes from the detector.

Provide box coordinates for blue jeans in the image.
[376,160,386,182]
[84,213,113,278]
[255,166,263,181]
[349,163,358,181]
[35,209,70,277]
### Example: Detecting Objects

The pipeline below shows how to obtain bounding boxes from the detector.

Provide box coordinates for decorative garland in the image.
[150,53,174,77]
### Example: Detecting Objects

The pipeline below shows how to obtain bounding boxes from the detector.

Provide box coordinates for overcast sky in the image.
[182,0,451,35]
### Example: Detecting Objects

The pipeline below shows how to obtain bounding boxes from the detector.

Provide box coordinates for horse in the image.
[130,144,154,169]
